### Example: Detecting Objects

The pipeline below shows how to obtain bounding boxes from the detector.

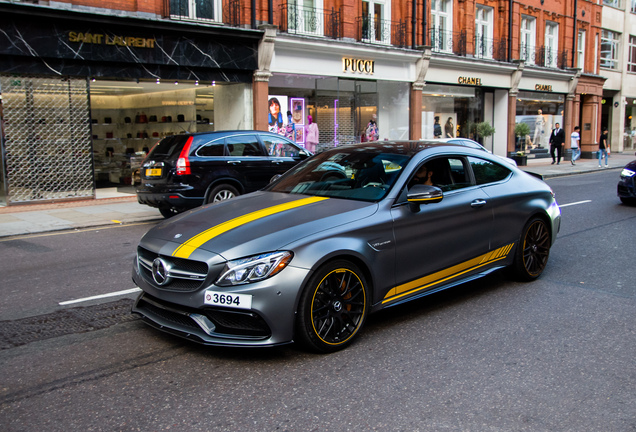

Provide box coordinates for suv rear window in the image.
[147,135,190,159]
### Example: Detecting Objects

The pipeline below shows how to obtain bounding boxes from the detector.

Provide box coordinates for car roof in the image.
[321,140,488,158]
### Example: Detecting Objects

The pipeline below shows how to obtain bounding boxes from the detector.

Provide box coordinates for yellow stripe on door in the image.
[172,196,329,259]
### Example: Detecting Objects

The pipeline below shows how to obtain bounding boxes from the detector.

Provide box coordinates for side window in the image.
[262,136,300,158]
[468,156,511,185]
[409,157,471,192]
[226,135,264,157]
[196,141,225,157]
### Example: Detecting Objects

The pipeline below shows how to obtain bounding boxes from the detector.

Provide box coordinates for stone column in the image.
[253,25,277,131]
[410,47,432,140]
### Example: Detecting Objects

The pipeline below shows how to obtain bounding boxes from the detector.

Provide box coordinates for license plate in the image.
[204,290,252,310]
[145,168,162,177]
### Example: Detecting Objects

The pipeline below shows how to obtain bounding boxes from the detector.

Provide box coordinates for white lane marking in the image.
[559,200,592,208]
[59,287,142,306]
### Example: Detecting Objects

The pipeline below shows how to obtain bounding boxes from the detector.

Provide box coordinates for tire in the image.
[159,207,181,218]
[296,260,369,353]
[509,217,551,281]
[205,184,239,204]
[620,197,636,206]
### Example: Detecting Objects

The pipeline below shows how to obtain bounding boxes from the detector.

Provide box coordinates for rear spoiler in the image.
[524,171,544,181]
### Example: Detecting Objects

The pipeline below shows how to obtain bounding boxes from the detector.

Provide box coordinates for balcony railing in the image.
[521,44,571,69]
[224,0,241,27]
[429,28,466,56]
[279,3,341,39]
[357,16,407,48]
[474,35,507,62]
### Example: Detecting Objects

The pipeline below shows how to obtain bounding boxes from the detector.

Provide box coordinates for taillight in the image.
[176,136,193,175]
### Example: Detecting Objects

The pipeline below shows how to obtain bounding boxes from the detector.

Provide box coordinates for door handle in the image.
[227,160,241,165]
[271,160,283,165]
[471,199,487,208]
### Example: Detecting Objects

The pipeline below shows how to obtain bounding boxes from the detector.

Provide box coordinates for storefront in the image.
[624,97,636,150]
[514,91,565,152]
[0,3,260,205]
[423,61,516,156]
[268,37,420,152]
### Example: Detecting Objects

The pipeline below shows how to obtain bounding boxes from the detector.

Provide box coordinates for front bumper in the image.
[131,253,311,347]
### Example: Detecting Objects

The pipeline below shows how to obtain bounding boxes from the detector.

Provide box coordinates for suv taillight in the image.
[176,136,193,175]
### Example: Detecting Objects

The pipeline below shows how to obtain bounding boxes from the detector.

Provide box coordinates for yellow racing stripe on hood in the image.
[172,196,329,259]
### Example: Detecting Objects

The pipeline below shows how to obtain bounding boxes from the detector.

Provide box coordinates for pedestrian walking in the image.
[549,122,565,165]
[571,126,581,165]
[598,127,610,167]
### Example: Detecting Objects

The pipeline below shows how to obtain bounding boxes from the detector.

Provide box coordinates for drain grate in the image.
[0,299,139,350]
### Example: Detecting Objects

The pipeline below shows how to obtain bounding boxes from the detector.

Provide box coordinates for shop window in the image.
[577,30,586,71]
[514,91,564,152]
[431,0,453,53]
[632,0,636,13]
[601,30,620,70]
[170,0,221,22]
[361,0,391,44]
[520,16,536,66]
[545,22,559,68]
[629,35,636,73]
[421,85,484,142]
[475,5,494,59]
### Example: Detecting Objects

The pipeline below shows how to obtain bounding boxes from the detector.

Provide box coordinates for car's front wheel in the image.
[296,260,369,353]
[620,197,636,206]
[205,184,239,204]
[510,216,551,281]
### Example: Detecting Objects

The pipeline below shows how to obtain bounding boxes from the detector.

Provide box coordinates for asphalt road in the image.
[0,170,634,431]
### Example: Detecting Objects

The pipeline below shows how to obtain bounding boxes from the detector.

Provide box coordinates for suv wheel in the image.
[206,184,239,204]
[159,207,181,218]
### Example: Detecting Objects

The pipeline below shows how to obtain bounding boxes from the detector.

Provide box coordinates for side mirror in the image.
[407,185,443,211]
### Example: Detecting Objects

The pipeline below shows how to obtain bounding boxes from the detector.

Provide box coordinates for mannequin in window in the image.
[533,109,546,148]
[444,117,454,138]
[305,115,319,153]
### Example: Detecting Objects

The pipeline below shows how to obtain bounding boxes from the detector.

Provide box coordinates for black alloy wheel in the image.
[296,260,369,353]
[511,217,551,281]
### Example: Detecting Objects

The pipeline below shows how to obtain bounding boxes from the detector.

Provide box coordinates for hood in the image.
[144,191,378,260]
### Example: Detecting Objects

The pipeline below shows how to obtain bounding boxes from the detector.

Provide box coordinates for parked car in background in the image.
[617,155,636,205]
[136,131,310,217]
[438,138,518,167]
[132,141,561,353]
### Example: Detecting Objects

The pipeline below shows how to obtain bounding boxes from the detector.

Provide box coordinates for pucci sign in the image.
[343,58,375,75]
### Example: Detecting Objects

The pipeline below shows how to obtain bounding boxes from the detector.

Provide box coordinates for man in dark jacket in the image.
[549,122,565,165]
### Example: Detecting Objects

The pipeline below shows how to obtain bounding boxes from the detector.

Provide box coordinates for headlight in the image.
[215,251,293,286]
[620,168,635,178]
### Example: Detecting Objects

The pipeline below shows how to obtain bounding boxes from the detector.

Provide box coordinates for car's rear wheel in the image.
[510,217,551,281]
[159,207,182,218]
[206,184,239,204]
[296,260,369,353]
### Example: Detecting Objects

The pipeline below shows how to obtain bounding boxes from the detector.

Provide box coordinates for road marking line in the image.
[559,200,592,208]
[59,287,142,306]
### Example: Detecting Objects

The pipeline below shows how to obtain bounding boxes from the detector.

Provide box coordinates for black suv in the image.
[137,131,310,217]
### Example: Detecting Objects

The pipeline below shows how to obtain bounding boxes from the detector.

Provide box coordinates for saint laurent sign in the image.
[68,32,156,48]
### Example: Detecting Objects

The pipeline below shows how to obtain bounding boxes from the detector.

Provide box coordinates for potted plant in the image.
[513,123,531,166]
[475,121,495,145]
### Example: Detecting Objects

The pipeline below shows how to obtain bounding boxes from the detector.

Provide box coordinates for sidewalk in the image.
[0,152,634,239]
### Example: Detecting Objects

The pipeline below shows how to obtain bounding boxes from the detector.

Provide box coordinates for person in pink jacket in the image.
[305,115,319,153]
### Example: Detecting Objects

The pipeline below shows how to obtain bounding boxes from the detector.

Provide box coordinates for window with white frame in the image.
[431,0,453,53]
[475,5,494,59]
[544,21,559,68]
[170,0,221,22]
[362,0,391,44]
[629,35,636,73]
[603,0,621,8]
[288,0,325,36]
[601,29,620,69]
[520,16,536,65]
[577,30,586,70]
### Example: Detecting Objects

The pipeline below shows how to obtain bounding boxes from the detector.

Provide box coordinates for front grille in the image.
[137,246,208,292]
[135,294,271,339]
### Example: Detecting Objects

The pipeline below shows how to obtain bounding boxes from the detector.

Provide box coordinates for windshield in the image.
[266,148,411,202]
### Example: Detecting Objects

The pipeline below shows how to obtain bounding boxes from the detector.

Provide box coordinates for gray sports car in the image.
[132,141,561,353]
